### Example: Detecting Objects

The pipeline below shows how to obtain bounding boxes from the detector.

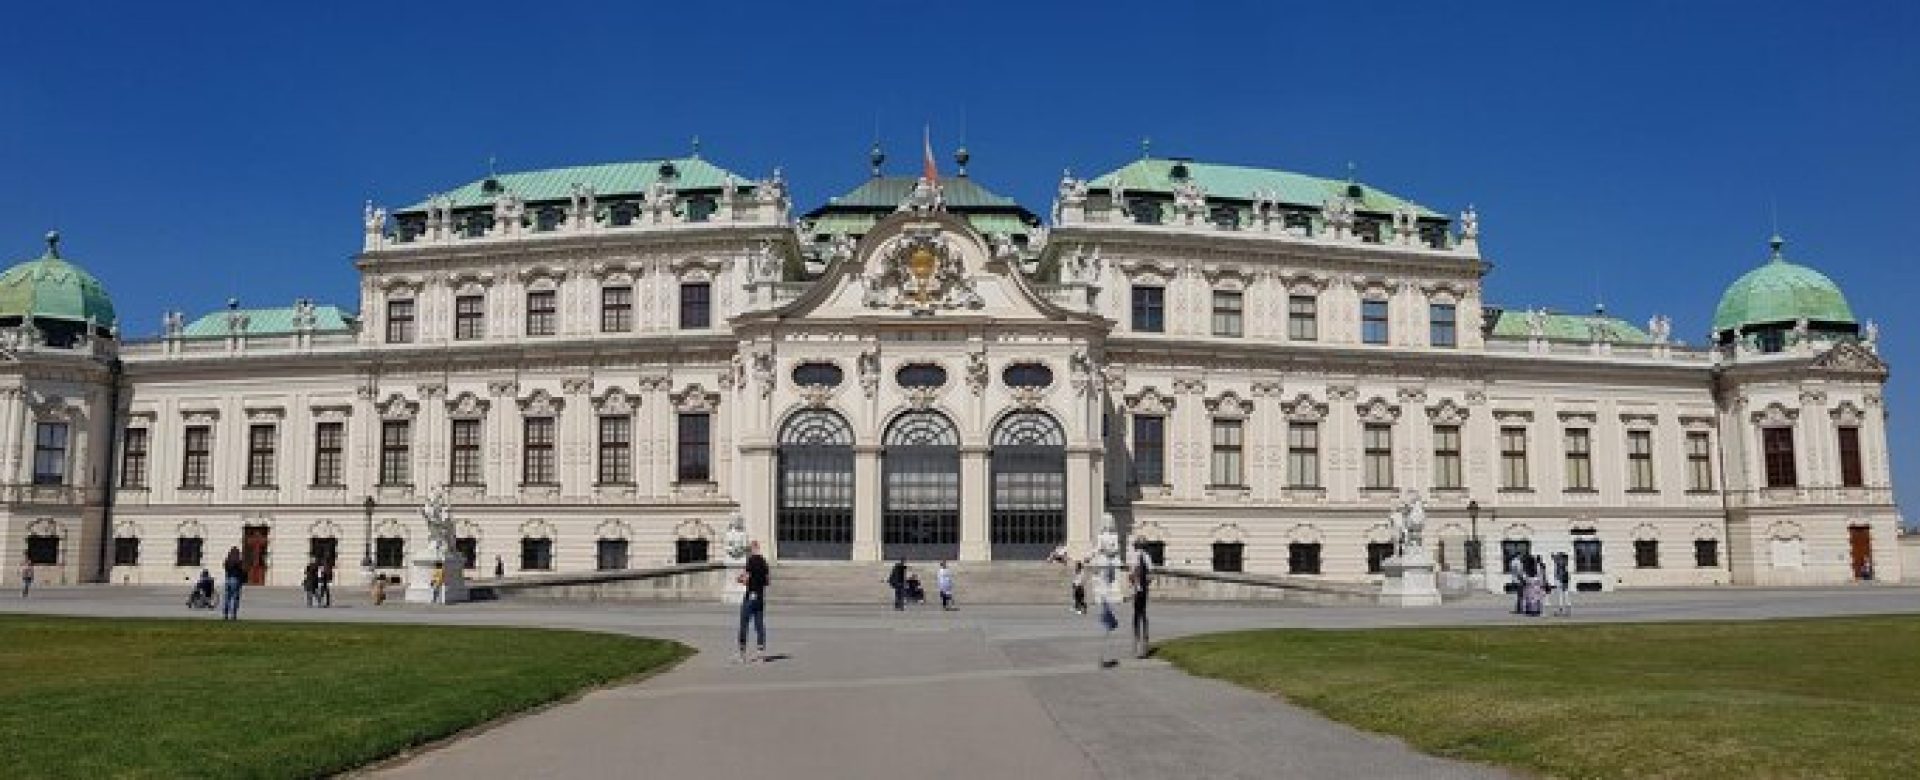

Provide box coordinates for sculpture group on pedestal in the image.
[406,489,468,605]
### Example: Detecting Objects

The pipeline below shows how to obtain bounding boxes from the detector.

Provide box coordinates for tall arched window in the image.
[991,411,1066,560]
[777,410,855,560]
[883,411,960,561]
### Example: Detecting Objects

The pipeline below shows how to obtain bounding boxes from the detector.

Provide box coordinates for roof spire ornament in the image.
[43,230,60,259]
[954,145,970,178]
[869,141,886,177]
[1140,137,1152,159]
[691,135,702,159]
[1769,233,1786,263]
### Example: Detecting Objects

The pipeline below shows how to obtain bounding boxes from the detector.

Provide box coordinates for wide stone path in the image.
[10,584,1919,779]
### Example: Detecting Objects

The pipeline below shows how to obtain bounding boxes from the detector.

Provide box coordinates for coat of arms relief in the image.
[862,226,983,313]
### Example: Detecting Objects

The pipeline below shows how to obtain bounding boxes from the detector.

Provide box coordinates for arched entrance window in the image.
[883,410,960,561]
[991,411,1066,560]
[777,410,855,560]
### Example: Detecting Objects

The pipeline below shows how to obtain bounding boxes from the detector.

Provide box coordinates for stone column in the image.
[1066,447,1098,555]
[852,444,882,561]
[960,445,990,561]
[739,443,777,554]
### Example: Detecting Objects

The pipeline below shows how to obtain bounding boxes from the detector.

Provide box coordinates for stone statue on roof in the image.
[1648,315,1672,345]
[1460,205,1480,240]
[1526,308,1547,339]
[1864,320,1879,346]
[1791,317,1811,346]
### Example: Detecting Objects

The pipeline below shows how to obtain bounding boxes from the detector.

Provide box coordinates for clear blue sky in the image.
[3,1,1916,517]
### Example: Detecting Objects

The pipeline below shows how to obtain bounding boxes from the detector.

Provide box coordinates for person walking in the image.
[887,559,909,611]
[371,574,387,606]
[1507,552,1526,614]
[1519,554,1546,617]
[1096,559,1120,668]
[736,540,770,662]
[317,560,334,608]
[1550,551,1573,617]
[301,559,320,608]
[430,563,445,605]
[1071,560,1087,614]
[936,561,955,611]
[493,555,505,578]
[18,554,34,599]
[220,547,246,620]
[1128,541,1153,659]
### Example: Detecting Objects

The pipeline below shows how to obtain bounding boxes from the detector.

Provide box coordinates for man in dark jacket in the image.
[736,541,770,662]
[888,559,909,611]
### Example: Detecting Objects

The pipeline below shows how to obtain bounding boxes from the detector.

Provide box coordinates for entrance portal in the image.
[990,411,1066,560]
[777,410,855,560]
[1849,525,1874,579]
[242,525,270,585]
[883,411,960,561]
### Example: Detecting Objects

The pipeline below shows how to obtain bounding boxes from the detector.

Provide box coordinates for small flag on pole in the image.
[922,125,939,185]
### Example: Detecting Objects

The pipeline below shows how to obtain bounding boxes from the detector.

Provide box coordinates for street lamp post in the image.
[361,496,376,575]
[1466,499,1482,574]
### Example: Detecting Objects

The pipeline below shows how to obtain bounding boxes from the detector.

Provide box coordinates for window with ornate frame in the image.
[1361,298,1390,344]
[1132,415,1165,486]
[385,298,416,344]
[680,282,712,329]
[1837,426,1864,488]
[32,422,68,486]
[522,417,557,485]
[601,285,634,332]
[1287,422,1320,488]
[245,424,277,488]
[1433,424,1463,489]
[450,418,483,485]
[1210,418,1244,487]
[1363,423,1394,490]
[1627,429,1655,491]
[1288,295,1318,340]
[1131,285,1165,333]
[1564,428,1593,491]
[525,290,557,336]
[1429,302,1457,348]
[454,294,485,340]
[181,425,212,488]
[120,427,149,489]
[379,420,411,486]
[678,412,712,482]
[313,422,344,487]
[1686,431,1713,491]
[1762,426,1797,488]
[598,415,633,484]
[1211,289,1243,338]
[1500,426,1530,490]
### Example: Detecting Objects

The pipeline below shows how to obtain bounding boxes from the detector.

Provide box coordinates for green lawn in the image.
[0,615,690,779]
[1158,616,1920,780]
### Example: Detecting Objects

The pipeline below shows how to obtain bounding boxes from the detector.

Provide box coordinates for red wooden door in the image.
[243,526,270,586]
[1848,526,1873,579]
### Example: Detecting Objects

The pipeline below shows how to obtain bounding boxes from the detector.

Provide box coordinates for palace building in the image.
[0,146,1900,591]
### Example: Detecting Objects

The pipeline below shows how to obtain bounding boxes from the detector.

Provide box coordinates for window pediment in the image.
[1357,396,1402,423]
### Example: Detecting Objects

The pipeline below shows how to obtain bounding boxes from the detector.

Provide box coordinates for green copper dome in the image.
[1711,236,1855,333]
[0,232,118,327]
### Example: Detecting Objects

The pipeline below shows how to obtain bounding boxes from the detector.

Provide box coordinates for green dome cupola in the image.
[0,231,118,343]
[1711,235,1856,339]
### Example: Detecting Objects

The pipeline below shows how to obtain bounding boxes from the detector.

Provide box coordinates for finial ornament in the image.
[43,230,60,258]
[1140,137,1151,159]
[1769,233,1786,262]
[954,145,970,177]
[691,135,702,158]
[869,141,886,177]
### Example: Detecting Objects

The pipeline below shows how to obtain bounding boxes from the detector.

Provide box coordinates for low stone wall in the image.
[1152,569,1381,606]
[1899,536,1920,584]
[469,562,729,602]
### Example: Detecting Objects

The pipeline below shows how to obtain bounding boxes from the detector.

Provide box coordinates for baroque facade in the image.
[0,149,1900,590]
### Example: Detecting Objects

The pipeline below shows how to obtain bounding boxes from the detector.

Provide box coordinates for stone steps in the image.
[768,562,1079,605]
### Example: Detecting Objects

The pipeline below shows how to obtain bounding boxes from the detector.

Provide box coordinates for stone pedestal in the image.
[1379,548,1441,607]
[404,554,468,605]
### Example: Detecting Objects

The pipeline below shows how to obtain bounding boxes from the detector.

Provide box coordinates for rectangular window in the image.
[1132,415,1166,486]
[120,427,150,489]
[181,425,212,488]
[525,290,557,336]
[601,285,633,332]
[1762,427,1797,488]
[1287,422,1320,489]
[1429,303,1457,347]
[1211,290,1243,337]
[454,294,485,340]
[596,539,629,571]
[245,424,277,488]
[32,422,68,486]
[1694,539,1720,568]
[1366,541,1396,574]
[1573,537,1603,573]
[25,535,58,564]
[598,415,633,484]
[175,537,203,567]
[313,422,344,487]
[1627,429,1655,491]
[1686,431,1713,491]
[1361,298,1390,344]
[308,537,338,567]
[1211,542,1244,573]
[1131,285,1165,332]
[1837,426,1864,488]
[676,538,711,564]
[1363,423,1394,490]
[1432,424,1463,489]
[677,412,712,482]
[385,298,416,344]
[455,537,478,570]
[1288,542,1323,575]
[450,419,483,485]
[520,537,554,571]
[375,537,405,568]
[1500,426,1530,490]
[522,417,556,485]
[1634,539,1660,569]
[1210,418,1244,487]
[112,537,140,566]
[380,420,411,486]
[1288,295,1318,341]
[680,282,711,329]
[1564,428,1593,491]
[1500,540,1533,572]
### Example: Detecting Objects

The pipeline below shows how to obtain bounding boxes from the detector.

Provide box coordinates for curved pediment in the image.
[740,209,1099,327]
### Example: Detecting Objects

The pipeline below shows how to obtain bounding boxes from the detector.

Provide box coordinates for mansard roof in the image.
[1486,307,1654,344]
[802,175,1041,239]
[398,157,751,212]
[180,303,355,338]
[1087,157,1444,218]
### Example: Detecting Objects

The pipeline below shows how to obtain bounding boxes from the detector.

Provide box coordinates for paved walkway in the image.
[8,585,1918,779]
